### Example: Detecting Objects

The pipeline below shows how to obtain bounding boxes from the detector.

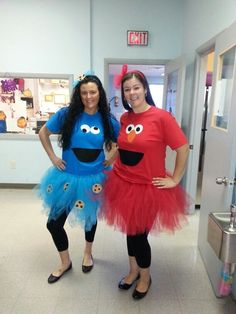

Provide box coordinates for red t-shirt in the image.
[114,106,188,184]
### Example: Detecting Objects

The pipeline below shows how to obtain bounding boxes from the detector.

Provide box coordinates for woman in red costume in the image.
[102,70,190,300]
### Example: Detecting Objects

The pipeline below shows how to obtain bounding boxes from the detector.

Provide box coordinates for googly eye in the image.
[126,124,135,134]
[74,200,85,209]
[90,126,100,134]
[135,124,143,134]
[78,74,85,81]
[80,124,90,133]
[46,184,53,193]
[63,183,69,191]
[92,183,103,194]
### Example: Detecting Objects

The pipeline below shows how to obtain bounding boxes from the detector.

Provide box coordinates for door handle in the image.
[216,177,236,185]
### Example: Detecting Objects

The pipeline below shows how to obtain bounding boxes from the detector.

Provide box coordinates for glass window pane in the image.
[0,77,70,134]
[212,46,236,130]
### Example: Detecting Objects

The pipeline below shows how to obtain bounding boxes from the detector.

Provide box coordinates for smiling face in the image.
[123,77,148,113]
[80,82,100,114]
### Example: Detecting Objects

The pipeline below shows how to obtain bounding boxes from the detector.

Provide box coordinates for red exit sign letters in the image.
[127,30,148,46]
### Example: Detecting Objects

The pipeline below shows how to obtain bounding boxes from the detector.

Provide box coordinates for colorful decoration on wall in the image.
[1,79,17,93]
[0,110,7,133]
[0,93,15,103]
[23,88,32,97]
[17,116,27,128]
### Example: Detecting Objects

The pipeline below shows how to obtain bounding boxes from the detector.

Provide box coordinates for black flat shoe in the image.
[118,274,140,290]
[48,262,72,284]
[82,255,93,273]
[132,277,152,300]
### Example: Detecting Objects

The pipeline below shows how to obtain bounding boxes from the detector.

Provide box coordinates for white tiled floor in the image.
[0,188,236,314]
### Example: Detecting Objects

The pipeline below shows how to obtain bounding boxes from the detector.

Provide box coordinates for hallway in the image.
[0,188,235,314]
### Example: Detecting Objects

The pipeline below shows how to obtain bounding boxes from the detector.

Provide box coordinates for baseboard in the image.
[0,183,37,189]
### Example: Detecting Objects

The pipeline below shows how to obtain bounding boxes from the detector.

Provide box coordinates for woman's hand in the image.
[152,144,189,189]
[51,155,66,171]
[104,144,119,168]
[103,159,110,168]
[152,175,177,189]
[103,159,112,168]
[39,125,66,170]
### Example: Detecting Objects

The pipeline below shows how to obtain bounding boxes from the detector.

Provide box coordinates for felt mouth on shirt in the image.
[72,148,102,162]
[119,148,144,166]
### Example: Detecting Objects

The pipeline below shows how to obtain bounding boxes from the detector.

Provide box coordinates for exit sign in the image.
[127,30,148,46]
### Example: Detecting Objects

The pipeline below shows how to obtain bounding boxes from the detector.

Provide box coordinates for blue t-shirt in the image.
[46,107,120,175]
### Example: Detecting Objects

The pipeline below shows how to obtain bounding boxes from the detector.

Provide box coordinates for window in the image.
[0,74,72,134]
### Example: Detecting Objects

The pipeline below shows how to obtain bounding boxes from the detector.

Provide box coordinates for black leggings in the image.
[127,233,151,268]
[47,211,97,252]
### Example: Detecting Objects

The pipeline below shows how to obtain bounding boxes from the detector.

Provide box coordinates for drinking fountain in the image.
[208,204,236,297]
[208,204,236,263]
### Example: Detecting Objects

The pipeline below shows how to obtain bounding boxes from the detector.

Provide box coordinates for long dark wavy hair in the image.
[59,75,116,151]
[121,71,156,111]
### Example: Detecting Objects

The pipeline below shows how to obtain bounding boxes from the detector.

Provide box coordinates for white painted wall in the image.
[0,0,91,75]
[180,0,236,132]
[182,0,236,55]
[1,0,236,184]
[180,0,236,200]
[0,135,61,184]
[92,0,185,81]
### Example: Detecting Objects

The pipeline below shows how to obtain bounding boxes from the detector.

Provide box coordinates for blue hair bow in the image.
[73,70,95,88]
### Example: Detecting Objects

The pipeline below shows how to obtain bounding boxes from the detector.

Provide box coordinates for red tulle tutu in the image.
[100,171,190,235]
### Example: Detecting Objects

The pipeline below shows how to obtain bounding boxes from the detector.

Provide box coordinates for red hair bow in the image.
[113,64,128,89]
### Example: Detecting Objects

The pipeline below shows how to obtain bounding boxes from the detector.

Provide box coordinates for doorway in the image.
[104,59,166,120]
[185,46,216,213]
[195,52,215,209]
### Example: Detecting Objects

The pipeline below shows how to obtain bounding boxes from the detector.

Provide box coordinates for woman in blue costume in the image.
[38,75,120,283]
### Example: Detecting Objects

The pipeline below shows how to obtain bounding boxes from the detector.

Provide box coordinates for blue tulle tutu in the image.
[38,167,106,231]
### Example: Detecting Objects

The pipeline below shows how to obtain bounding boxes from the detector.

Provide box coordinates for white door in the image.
[163,57,186,174]
[198,21,236,297]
